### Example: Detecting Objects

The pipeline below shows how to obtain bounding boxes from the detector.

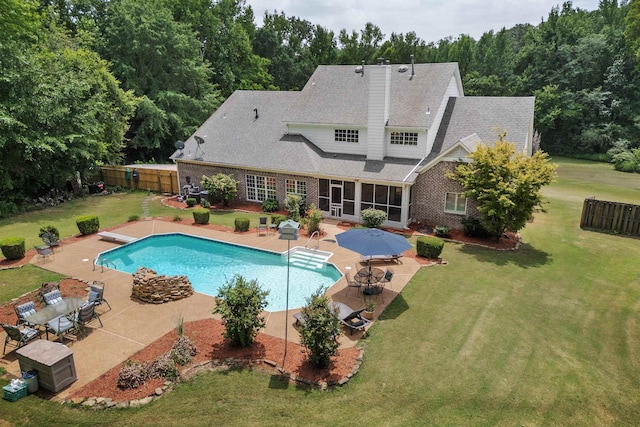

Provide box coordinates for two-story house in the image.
[171,59,534,230]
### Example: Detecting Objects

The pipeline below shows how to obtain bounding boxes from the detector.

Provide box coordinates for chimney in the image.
[366,58,391,161]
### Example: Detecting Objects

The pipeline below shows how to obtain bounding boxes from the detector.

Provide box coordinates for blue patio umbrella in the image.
[335,228,412,262]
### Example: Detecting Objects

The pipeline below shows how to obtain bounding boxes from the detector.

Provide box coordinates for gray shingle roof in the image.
[428,96,535,161]
[172,90,424,184]
[283,63,461,128]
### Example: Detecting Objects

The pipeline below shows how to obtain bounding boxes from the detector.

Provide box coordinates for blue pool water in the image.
[95,233,341,311]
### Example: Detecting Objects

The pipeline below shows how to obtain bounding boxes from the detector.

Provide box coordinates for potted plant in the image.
[363,300,376,320]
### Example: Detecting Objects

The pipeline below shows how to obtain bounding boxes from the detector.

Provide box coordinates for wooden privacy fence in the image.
[99,166,179,194]
[580,198,640,236]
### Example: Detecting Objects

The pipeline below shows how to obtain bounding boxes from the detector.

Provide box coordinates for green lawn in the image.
[2,158,640,426]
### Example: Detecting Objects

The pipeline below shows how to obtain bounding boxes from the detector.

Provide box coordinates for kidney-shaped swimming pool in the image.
[95,233,342,311]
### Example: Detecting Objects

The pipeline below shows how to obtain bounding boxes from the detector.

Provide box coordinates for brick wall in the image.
[177,162,318,208]
[412,161,479,229]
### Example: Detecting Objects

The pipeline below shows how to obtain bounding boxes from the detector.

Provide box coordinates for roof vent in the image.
[254,108,259,119]
[355,60,365,76]
[398,65,408,73]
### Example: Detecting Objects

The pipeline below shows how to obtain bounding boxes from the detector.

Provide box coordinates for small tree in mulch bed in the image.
[212,275,268,348]
[298,289,340,369]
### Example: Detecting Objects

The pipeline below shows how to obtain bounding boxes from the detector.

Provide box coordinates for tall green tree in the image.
[447,136,557,240]
[0,2,136,215]
[101,0,221,162]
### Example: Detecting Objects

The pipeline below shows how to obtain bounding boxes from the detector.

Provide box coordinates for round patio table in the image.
[355,267,385,294]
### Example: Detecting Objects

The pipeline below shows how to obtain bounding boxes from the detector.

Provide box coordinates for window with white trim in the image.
[335,129,359,143]
[390,131,418,146]
[285,179,307,199]
[246,174,276,202]
[444,192,467,214]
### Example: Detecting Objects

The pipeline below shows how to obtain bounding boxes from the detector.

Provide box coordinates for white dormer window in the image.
[390,131,418,146]
[335,129,358,143]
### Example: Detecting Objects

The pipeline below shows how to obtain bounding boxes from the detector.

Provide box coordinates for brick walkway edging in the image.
[61,347,366,409]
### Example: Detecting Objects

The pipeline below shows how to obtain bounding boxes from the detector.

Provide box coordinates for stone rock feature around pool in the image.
[132,267,194,304]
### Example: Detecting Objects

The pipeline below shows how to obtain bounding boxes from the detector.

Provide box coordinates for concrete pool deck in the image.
[1,219,421,399]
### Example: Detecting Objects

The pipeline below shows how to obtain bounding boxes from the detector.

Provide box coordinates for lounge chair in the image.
[360,254,403,264]
[295,302,370,335]
[330,301,371,335]
[2,323,40,354]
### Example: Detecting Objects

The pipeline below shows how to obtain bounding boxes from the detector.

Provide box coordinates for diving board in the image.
[98,231,137,244]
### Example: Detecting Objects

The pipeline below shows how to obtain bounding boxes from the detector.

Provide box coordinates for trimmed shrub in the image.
[262,198,279,213]
[200,199,211,208]
[461,216,489,237]
[0,237,26,260]
[192,208,210,224]
[416,236,445,259]
[270,214,286,226]
[76,215,99,235]
[361,208,387,228]
[186,197,196,207]
[212,275,268,348]
[234,217,250,232]
[434,225,451,238]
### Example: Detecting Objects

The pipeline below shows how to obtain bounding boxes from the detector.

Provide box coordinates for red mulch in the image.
[68,319,361,402]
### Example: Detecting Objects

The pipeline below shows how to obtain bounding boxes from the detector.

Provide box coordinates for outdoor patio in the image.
[1,219,420,399]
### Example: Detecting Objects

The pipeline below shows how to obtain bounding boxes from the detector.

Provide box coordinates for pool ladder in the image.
[305,231,320,249]
[94,257,116,273]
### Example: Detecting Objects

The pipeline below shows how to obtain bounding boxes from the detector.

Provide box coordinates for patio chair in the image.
[46,314,77,342]
[257,216,268,236]
[75,302,102,337]
[34,245,54,262]
[13,301,37,326]
[344,272,363,297]
[2,323,40,354]
[87,281,111,311]
[330,301,371,335]
[43,289,63,305]
[377,268,394,290]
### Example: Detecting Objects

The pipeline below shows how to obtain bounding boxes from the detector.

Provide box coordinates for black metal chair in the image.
[257,217,268,236]
[344,272,363,297]
[2,323,40,354]
[34,245,54,262]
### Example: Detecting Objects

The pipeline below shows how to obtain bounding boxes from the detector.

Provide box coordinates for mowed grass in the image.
[2,158,640,425]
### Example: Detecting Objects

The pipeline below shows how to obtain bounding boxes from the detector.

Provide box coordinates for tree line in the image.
[2,0,639,215]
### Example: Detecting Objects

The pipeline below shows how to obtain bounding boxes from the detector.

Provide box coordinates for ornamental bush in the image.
[461,216,489,237]
[201,173,239,206]
[234,217,250,232]
[305,203,323,235]
[270,214,286,227]
[416,236,445,259]
[262,198,279,213]
[434,225,450,238]
[75,215,99,235]
[361,208,387,228]
[192,208,210,224]
[285,193,302,221]
[38,225,60,240]
[212,275,268,348]
[0,237,25,260]
[299,289,340,368]
[186,197,196,207]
